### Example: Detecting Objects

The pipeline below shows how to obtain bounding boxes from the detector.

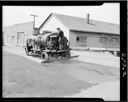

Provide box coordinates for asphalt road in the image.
[3,50,119,97]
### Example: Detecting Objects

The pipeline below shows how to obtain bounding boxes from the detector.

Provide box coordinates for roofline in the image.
[3,21,34,28]
[38,13,119,34]
[70,29,120,35]
[52,13,119,26]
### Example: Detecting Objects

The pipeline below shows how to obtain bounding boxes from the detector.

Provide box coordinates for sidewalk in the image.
[71,50,120,68]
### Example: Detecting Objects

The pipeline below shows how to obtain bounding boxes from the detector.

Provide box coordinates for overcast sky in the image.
[3,3,120,28]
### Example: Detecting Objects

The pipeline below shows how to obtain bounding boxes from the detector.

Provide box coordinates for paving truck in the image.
[24,32,78,62]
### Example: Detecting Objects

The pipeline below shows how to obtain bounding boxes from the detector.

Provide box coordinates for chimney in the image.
[87,13,90,24]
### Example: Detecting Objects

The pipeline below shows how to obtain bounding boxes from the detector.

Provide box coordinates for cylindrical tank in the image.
[29,33,53,45]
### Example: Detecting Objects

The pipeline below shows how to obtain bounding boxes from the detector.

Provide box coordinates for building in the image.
[3,22,38,47]
[39,13,120,50]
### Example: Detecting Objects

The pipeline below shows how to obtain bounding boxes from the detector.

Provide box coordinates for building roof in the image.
[3,21,34,28]
[39,13,120,35]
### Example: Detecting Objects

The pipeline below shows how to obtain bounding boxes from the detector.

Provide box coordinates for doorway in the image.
[11,36,15,45]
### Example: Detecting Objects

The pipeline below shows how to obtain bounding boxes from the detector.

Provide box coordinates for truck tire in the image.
[25,47,30,56]
[113,51,117,56]
[41,52,49,62]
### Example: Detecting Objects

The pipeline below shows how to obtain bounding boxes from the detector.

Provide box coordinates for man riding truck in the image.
[57,27,69,50]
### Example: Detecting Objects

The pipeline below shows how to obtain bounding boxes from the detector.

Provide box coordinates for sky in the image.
[3,3,120,28]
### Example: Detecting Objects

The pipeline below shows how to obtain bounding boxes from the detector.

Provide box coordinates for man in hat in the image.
[56,27,68,50]
[57,27,64,38]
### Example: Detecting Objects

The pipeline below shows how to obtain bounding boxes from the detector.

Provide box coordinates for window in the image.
[100,37,107,44]
[117,38,120,43]
[110,38,118,45]
[17,32,24,44]
[11,36,15,44]
[76,37,79,41]
[77,36,87,43]
[76,36,87,47]
[7,36,10,43]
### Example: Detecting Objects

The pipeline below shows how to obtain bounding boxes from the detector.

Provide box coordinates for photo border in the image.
[0,1,127,102]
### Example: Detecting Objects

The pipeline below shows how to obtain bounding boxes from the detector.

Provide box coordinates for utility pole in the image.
[30,14,38,33]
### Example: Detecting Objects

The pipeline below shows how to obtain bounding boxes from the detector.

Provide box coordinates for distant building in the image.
[3,22,38,47]
[3,13,120,50]
[39,13,120,50]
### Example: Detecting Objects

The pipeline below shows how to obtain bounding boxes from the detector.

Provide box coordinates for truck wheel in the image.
[67,51,71,57]
[41,52,49,62]
[113,51,117,56]
[25,47,30,56]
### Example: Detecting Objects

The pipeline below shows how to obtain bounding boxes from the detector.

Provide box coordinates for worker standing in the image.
[57,27,64,38]
[57,27,64,50]
[57,27,68,50]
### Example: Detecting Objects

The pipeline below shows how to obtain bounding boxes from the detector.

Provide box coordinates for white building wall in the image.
[39,16,69,40]
[70,31,107,48]
[69,31,77,47]
[70,31,120,49]
[3,22,33,46]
